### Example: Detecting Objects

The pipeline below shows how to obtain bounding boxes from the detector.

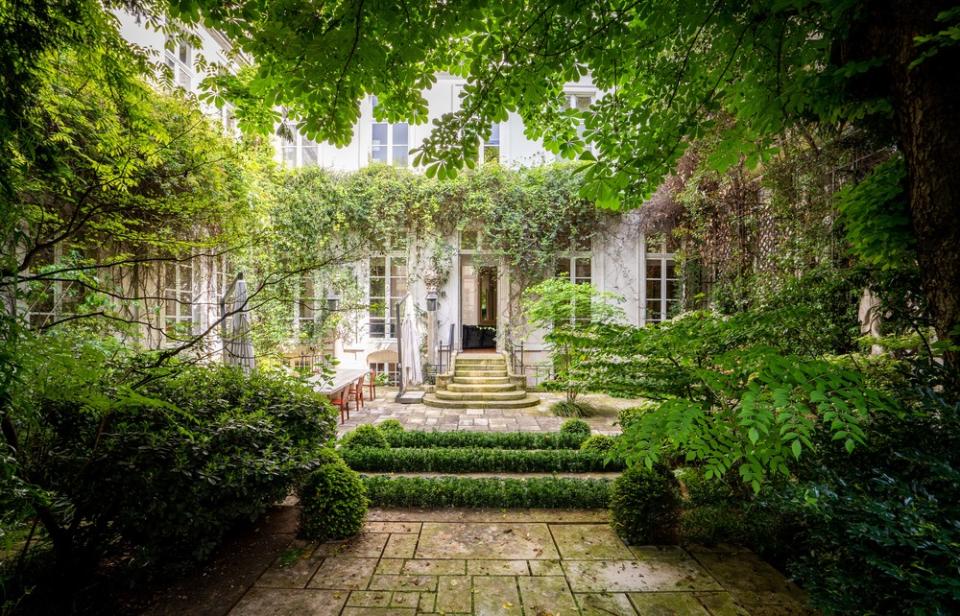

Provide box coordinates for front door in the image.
[460,257,497,349]
[477,266,497,327]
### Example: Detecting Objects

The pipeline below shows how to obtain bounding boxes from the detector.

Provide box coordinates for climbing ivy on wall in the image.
[245,162,602,355]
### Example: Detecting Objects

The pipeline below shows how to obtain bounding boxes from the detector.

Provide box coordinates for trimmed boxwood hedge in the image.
[362,475,611,508]
[382,430,587,450]
[341,446,624,473]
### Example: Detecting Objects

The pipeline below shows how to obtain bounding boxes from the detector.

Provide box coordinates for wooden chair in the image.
[351,373,366,410]
[329,389,350,424]
[366,370,377,401]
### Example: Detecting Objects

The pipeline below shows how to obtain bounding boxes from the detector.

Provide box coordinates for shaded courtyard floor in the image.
[228,508,810,616]
[338,390,635,435]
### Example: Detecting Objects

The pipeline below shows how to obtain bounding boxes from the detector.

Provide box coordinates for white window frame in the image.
[294,272,318,333]
[641,236,679,324]
[280,126,321,168]
[163,259,195,336]
[562,90,596,158]
[478,122,502,164]
[368,247,408,340]
[24,246,84,330]
[164,39,194,90]
[369,361,399,386]
[370,96,409,167]
[555,242,593,326]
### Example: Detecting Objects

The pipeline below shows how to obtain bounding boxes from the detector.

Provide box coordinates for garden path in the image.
[229,508,811,616]
[339,390,632,436]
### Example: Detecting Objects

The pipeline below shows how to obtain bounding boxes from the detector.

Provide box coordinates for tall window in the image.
[566,92,593,138]
[368,253,407,338]
[280,126,320,167]
[297,273,317,331]
[164,261,194,335]
[479,123,501,163]
[643,236,680,324]
[25,247,86,329]
[556,238,592,325]
[164,39,193,90]
[370,96,409,166]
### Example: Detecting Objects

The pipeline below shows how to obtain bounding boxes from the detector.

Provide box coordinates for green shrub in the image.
[616,403,654,430]
[560,418,591,437]
[340,447,624,473]
[673,468,785,548]
[551,399,594,417]
[610,465,681,544]
[580,434,616,454]
[384,430,585,449]
[298,454,368,541]
[377,419,404,433]
[362,475,611,508]
[779,398,960,615]
[675,467,740,506]
[6,349,339,572]
[340,424,389,449]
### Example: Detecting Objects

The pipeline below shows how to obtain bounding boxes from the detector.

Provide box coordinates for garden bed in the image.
[361,475,612,508]
[340,446,624,473]
[339,422,616,509]
[382,429,587,449]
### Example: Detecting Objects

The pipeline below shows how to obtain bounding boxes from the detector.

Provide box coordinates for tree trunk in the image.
[853,1,960,379]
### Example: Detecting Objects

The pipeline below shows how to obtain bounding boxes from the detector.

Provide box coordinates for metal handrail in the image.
[507,338,525,377]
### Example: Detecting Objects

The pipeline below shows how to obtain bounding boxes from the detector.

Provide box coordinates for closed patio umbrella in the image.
[222,273,255,373]
[400,294,422,385]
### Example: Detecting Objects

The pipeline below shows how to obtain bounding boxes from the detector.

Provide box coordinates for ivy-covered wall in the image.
[253,163,618,364]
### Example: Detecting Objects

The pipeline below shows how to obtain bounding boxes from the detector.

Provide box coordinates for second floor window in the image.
[369,254,407,338]
[280,127,320,167]
[165,39,193,90]
[479,123,501,163]
[370,96,409,167]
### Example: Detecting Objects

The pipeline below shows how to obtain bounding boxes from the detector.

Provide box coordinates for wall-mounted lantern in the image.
[426,290,439,312]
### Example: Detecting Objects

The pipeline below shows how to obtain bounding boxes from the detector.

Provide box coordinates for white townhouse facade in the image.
[105,15,680,384]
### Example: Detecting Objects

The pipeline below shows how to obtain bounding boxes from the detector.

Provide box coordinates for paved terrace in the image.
[229,509,810,616]
[337,390,633,435]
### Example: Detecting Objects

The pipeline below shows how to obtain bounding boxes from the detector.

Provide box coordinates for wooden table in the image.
[310,368,367,395]
[309,368,368,423]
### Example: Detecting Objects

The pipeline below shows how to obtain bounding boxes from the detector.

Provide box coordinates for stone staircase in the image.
[424,353,540,409]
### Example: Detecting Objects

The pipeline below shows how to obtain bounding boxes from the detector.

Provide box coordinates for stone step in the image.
[422,394,541,409]
[454,361,507,370]
[454,369,509,377]
[455,353,503,360]
[451,376,511,385]
[433,389,527,402]
[447,382,517,393]
[456,356,506,363]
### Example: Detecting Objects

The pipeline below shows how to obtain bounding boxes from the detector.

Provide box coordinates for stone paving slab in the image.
[550,524,635,560]
[415,522,559,560]
[337,391,634,435]
[563,559,724,593]
[367,507,609,523]
[231,588,348,616]
[230,515,808,616]
[517,576,579,615]
[576,592,636,616]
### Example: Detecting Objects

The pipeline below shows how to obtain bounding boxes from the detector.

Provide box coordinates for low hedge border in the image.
[361,475,611,508]
[381,430,587,450]
[341,446,624,473]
